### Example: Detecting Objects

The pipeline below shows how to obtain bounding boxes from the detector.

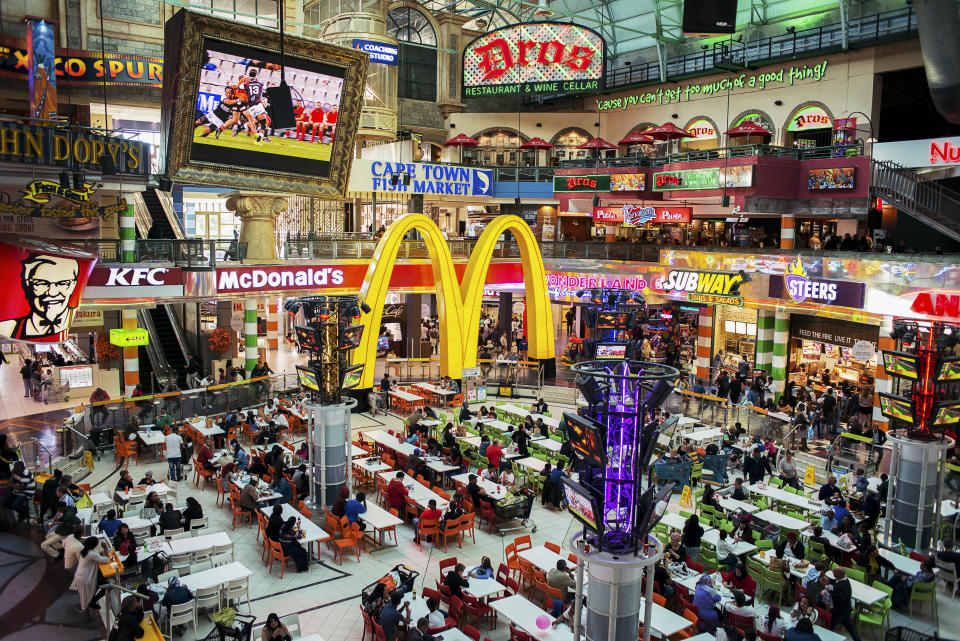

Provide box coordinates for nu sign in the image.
[349,159,492,197]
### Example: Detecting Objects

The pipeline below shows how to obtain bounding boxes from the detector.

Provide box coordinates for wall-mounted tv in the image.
[339,325,364,350]
[937,357,960,382]
[295,325,321,352]
[561,477,602,534]
[562,411,606,469]
[878,392,914,424]
[595,343,627,360]
[162,10,368,196]
[596,311,634,330]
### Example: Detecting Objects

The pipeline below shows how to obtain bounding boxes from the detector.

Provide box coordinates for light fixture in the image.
[671,113,679,119]
[283,299,301,315]
[389,173,399,187]
[701,45,708,50]
[624,61,632,66]
[402,172,411,187]
[318,304,331,321]
[786,26,796,34]
[359,302,371,314]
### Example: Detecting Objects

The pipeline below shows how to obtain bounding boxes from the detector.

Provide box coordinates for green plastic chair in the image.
[549,434,562,443]
[678,510,693,519]
[769,478,783,488]
[808,540,826,560]
[544,411,552,417]
[787,511,805,521]
[701,552,719,572]
[756,539,774,550]
[532,452,548,462]
[908,580,937,618]
[511,460,527,488]
[844,567,865,583]
[857,599,890,637]
[720,521,735,533]
[760,567,787,604]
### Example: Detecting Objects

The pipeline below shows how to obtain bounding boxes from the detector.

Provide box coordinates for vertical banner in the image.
[26,19,57,120]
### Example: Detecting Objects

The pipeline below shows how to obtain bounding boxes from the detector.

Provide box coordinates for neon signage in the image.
[652,167,753,191]
[685,118,717,140]
[788,105,832,131]
[660,269,748,306]
[553,174,611,192]
[592,205,691,225]
[596,60,828,110]
[463,22,604,96]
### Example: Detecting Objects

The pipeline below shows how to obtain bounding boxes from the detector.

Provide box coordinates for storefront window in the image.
[787,315,878,395]
[713,306,758,372]
[550,127,592,164]
[466,129,526,166]
[785,104,833,148]
[190,0,279,27]
[681,117,719,151]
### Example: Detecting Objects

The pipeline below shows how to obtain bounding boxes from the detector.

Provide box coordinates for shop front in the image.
[787,314,879,394]
[713,305,758,373]
[592,204,692,242]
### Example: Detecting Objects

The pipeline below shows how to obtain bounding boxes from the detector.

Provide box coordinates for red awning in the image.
[644,122,694,140]
[724,122,772,138]
[618,132,656,145]
[576,137,617,150]
[444,133,479,147]
[520,137,554,149]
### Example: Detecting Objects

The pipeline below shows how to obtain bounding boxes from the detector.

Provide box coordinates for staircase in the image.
[142,188,182,239]
[871,160,960,242]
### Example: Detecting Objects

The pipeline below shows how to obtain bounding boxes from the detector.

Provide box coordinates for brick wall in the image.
[87,34,162,57]
[100,0,161,25]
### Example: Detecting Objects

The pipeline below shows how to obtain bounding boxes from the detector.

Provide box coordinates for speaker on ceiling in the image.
[682,0,737,36]
[266,81,297,129]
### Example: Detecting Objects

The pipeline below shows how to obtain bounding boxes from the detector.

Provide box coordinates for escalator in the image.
[871,160,960,242]
[137,306,189,391]
[142,189,182,239]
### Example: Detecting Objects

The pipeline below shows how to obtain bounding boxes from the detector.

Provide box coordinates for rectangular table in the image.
[364,430,419,457]
[660,512,716,533]
[753,549,887,605]
[515,457,547,473]
[451,473,508,501]
[390,389,422,403]
[702,528,757,556]
[358,501,404,546]
[499,404,532,419]
[491,595,573,641]
[532,437,563,452]
[477,419,513,432]
[116,483,175,503]
[260,503,329,556]
[639,597,695,637]
[354,457,392,474]
[350,444,367,459]
[376,470,449,510]
[530,413,560,429]
[753,509,812,531]
[518,545,566,573]
[408,598,476,641]
[231,477,282,504]
[164,531,231,556]
[718,496,759,514]
[180,561,251,591]
[878,548,926,575]
[686,427,723,442]
[137,431,166,459]
[747,483,824,513]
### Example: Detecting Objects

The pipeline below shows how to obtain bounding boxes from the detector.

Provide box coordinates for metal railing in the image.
[559,142,863,169]
[669,389,792,443]
[871,160,960,241]
[49,238,247,266]
[16,438,54,475]
[601,6,917,90]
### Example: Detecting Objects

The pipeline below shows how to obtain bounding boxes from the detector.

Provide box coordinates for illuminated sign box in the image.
[660,269,748,306]
[352,39,398,65]
[652,166,752,191]
[109,328,149,347]
[609,174,645,192]
[554,174,610,192]
[808,167,856,190]
[463,22,604,96]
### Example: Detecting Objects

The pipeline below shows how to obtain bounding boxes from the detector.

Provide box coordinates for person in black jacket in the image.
[39,469,63,520]
[829,568,864,641]
[266,504,283,541]
[743,448,771,484]
[682,515,704,562]
[108,595,145,641]
[716,372,730,400]
[159,503,183,533]
[443,563,470,598]
[182,497,203,530]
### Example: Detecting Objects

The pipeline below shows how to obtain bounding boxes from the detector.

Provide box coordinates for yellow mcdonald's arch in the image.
[351,213,554,389]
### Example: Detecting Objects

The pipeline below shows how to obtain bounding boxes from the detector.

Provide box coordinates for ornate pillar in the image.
[755,310,775,376]
[771,310,790,399]
[695,307,713,382]
[222,192,288,263]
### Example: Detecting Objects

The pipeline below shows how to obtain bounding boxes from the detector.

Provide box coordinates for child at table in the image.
[469,556,494,579]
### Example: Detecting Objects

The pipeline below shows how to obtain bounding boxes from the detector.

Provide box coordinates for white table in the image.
[686,427,723,442]
[451,473,509,501]
[116,482,175,503]
[164,531,231,556]
[660,512,715,532]
[427,460,460,476]
[753,509,811,531]
[943,499,960,518]
[408,598,475,641]
[231,477,282,504]
[188,419,225,439]
[358,501,404,546]
[477,419,513,431]
[260,503,329,547]
[390,389,422,403]
[639,597,695,637]
[364,430,419,457]
[354,457,393,474]
[530,413,560,429]
[747,483,823,513]
[878,548,925,575]
[350,444,367,459]
[532,437,563,452]
[491,595,573,641]
[464,576,508,600]
[137,430,165,446]
[516,457,548,473]
[414,383,455,400]
[702,528,757,556]
[499,404,532,419]
[753,550,887,605]
[718,496,759,514]
[90,492,114,507]
[768,615,843,641]
[518,545,566,573]
[180,561,251,591]
[678,416,702,427]
[377,470,448,510]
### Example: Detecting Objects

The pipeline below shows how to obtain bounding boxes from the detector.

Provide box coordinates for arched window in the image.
[550,127,593,163]
[388,6,437,101]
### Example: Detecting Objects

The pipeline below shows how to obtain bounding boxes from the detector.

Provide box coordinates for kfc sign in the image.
[463,22,604,96]
[103,267,177,286]
[84,266,184,299]
[592,205,692,225]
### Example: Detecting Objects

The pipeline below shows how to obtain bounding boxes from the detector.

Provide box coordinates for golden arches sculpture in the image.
[351,213,554,389]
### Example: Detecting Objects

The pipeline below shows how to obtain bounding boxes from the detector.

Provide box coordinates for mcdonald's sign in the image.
[351,213,554,389]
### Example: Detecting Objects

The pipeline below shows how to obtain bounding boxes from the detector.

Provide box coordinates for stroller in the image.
[42,380,70,404]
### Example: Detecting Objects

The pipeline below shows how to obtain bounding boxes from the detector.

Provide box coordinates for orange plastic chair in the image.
[417,517,440,548]
[544,542,561,554]
[442,516,462,551]
[513,535,532,552]
[380,508,400,545]
[230,496,253,529]
[459,512,476,544]
[268,539,294,578]
[652,593,667,606]
[334,523,361,564]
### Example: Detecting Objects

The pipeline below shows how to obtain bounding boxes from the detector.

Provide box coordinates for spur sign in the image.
[463,22,604,96]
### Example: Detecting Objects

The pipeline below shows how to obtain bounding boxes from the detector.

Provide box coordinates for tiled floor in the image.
[1,348,958,640]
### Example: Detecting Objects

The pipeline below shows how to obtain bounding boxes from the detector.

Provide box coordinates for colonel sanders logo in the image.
[0,254,80,340]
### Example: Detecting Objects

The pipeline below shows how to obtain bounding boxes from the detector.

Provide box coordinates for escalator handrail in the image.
[137,308,175,384]
[161,305,191,373]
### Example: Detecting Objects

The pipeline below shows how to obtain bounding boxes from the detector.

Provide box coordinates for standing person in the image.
[74,537,110,617]
[380,373,392,411]
[857,387,873,430]
[164,425,184,482]
[565,308,575,336]
[716,371,730,403]
[830,567,864,641]
[744,447,771,484]
[821,388,837,436]
[778,451,800,489]
[682,515,704,562]
[20,358,33,397]
[89,388,110,425]
[870,424,887,467]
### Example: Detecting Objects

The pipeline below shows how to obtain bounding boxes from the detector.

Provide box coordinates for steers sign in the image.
[463,22,604,96]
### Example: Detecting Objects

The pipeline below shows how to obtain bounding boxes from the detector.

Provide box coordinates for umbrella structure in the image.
[643,122,694,140]
[618,131,656,145]
[577,137,618,149]
[520,137,554,149]
[444,133,479,164]
[724,121,773,145]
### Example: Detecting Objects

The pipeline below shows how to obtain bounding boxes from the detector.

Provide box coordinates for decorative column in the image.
[244,298,258,376]
[695,307,713,381]
[780,214,795,249]
[120,201,136,263]
[755,310,775,376]
[222,192,288,263]
[771,310,790,399]
[266,297,279,351]
[872,316,895,432]
[121,309,139,395]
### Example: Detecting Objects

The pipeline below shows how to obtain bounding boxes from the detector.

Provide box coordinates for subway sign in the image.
[463,22,604,96]
[660,269,749,306]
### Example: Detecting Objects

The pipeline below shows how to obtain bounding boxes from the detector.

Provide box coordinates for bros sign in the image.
[463,22,604,96]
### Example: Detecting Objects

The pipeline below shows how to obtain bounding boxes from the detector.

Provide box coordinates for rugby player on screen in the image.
[195,85,239,138]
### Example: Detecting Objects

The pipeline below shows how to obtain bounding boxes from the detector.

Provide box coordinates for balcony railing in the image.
[558,142,863,169]
[54,238,246,267]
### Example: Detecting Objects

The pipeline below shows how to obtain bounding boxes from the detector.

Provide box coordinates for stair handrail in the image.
[128,191,153,240]
[15,438,54,474]
[162,305,191,379]
[152,188,185,239]
[137,308,175,389]
[870,159,960,240]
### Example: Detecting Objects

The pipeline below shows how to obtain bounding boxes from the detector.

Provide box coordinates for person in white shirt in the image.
[723,590,754,618]
[481,464,499,483]
[425,597,447,630]
[273,411,288,429]
[716,529,739,570]
[62,525,85,570]
[164,425,185,481]
[498,468,516,491]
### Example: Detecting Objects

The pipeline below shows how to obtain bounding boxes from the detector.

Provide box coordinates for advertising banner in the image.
[0,237,98,343]
[349,159,492,197]
[84,266,184,299]
[685,118,717,140]
[1,38,163,87]
[0,122,150,174]
[807,167,856,190]
[787,105,832,131]
[872,136,960,169]
[659,269,748,306]
[463,22,604,96]
[553,174,611,192]
[352,39,398,65]
[652,166,753,191]
[609,173,645,192]
[26,19,57,119]
[767,257,865,308]
[592,205,691,225]
[789,314,879,349]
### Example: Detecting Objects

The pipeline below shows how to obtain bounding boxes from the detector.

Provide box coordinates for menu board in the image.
[59,365,93,388]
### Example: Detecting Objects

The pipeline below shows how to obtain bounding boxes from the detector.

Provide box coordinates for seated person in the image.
[159,502,183,533]
[481,463,499,483]
[138,470,157,486]
[886,557,937,607]
[721,563,757,597]
[498,466,517,491]
[533,398,548,414]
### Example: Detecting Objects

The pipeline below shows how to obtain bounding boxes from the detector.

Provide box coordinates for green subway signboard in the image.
[553,174,611,192]
[652,166,753,191]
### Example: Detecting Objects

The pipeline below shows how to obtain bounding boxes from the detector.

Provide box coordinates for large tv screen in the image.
[296,365,319,392]
[878,393,914,424]
[937,357,960,382]
[163,10,367,196]
[295,325,321,352]
[562,411,606,469]
[561,477,602,534]
[933,401,960,427]
[596,311,634,330]
[808,167,856,190]
[595,343,627,360]
[881,351,918,381]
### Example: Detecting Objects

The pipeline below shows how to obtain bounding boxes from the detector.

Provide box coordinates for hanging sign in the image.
[352,39,398,65]
[685,118,717,140]
[109,328,149,347]
[652,166,752,191]
[553,174,611,192]
[592,205,691,225]
[463,22,604,95]
[0,122,150,174]
[0,38,163,87]
[851,340,876,362]
[767,256,865,308]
